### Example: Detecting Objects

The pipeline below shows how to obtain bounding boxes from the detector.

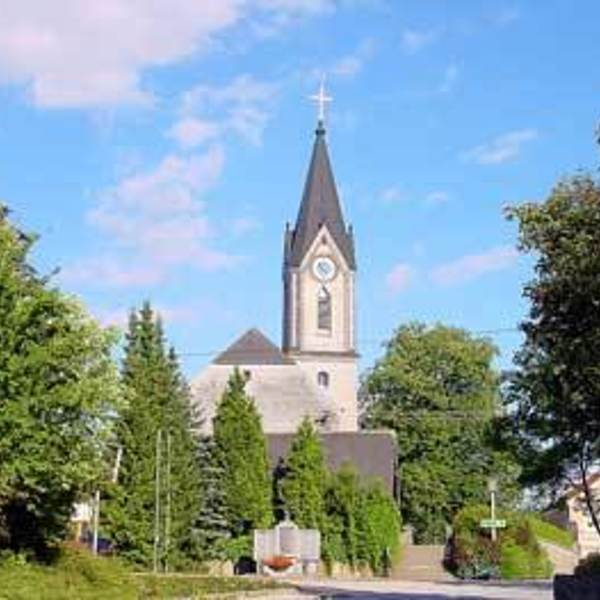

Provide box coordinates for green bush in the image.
[0,546,285,599]
[450,504,552,580]
[528,515,575,549]
[321,465,401,574]
[575,552,600,576]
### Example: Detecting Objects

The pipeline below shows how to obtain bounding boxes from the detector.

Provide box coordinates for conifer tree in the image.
[104,302,201,569]
[194,435,230,559]
[280,418,327,529]
[213,369,271,537]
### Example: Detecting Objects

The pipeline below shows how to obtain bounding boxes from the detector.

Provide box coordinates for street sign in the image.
[480,518,506,529]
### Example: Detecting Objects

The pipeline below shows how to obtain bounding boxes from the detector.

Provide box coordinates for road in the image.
[292,578,553,600]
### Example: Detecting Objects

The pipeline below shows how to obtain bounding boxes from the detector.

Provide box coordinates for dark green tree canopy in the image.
[213,368,272,537]
[280,418,327,529]
[506,175,600,535]
[0,206,121,559]
[104,302,201,568]
[365,323,519,542]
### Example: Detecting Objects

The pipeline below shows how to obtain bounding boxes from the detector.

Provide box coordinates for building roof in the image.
[267,430,396,494]
[213,328,294,365]
[287,123,356,270]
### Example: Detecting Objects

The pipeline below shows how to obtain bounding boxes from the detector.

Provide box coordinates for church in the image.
[191,89,396,493]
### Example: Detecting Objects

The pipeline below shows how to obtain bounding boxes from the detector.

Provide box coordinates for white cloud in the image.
[329,39,375,79]
[462,129,538,165]
[256,0,334,14]
[0,1,332,108]
[401,28,437,54]
[63,258,163,288]
[180,75,277,146]
[64,146,241,288]
[386,263,414,294]
[430,245,518,286]
[168,118,220,149]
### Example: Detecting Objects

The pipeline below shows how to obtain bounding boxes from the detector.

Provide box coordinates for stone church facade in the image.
[191,117,395,492]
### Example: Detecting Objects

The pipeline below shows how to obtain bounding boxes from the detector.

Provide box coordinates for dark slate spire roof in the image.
[214,328,294,365]
[287,122,356,269]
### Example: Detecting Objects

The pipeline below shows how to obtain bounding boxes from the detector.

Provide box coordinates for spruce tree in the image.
[213,369,271,538]
[104,302,201,569]
[280,418,327,529]
[194,435,230,559]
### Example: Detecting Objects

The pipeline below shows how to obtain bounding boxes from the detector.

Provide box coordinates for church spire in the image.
[287,84,355,270]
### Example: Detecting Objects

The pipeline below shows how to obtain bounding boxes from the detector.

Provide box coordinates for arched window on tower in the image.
[318,286,332,331]
[318,371,330,388]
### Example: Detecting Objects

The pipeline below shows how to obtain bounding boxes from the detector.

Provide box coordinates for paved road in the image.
[293,578,553,600]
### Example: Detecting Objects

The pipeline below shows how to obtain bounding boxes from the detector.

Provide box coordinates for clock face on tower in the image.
[312,256,337,281]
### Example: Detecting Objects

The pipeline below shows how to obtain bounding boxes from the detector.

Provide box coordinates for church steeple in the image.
[287,124,356,270]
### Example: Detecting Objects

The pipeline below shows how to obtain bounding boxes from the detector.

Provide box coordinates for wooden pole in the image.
[153,429,162,573]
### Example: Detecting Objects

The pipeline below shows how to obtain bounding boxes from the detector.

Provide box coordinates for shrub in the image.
[321,465,401,574]
[575,552,600,576]
[528,515,575,549]
[450,504,552,580]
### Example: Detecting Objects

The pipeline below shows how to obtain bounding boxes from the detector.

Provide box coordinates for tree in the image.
[364,323,519,542]
[355,480,401,574]
[506,174,600,537]
[193,435,230,560]
[322,465,361,565]
[0,205,121,560]
[280,418,327,529]
[104,303,201,568]
[213,369,271,538]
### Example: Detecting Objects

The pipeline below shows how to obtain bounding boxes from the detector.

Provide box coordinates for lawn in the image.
[0,550,288,600]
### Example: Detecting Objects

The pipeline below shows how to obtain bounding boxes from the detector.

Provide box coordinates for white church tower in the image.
[282,84,358,431]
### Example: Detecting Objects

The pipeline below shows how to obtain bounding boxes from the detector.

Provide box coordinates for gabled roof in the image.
[214,328,294,365]
[287,123,356,269]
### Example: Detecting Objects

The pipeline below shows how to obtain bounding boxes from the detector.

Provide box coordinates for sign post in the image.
[480,477,506,541]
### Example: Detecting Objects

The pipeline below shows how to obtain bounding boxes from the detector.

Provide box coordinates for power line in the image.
[177,327,521,358]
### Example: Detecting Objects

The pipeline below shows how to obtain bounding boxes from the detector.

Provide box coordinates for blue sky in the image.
[1,0,599,376]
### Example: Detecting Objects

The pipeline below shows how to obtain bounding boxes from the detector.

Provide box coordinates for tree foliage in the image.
[193,435,230,560]
[364,323,519,542]
[506,174,600,536]
[321,465,400,573]
[0,206,121,560]
[213,369,271,537]
[104,303,201,569]
[280,418,327,529]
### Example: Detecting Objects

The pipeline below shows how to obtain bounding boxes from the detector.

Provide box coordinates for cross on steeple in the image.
[309,76,332,126]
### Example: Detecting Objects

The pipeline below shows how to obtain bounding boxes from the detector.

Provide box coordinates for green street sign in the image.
[480,518,506,529]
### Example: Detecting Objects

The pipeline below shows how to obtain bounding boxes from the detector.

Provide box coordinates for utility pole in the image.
[92,489,100,555]
[153,429,162,573]
[165,431,172,574]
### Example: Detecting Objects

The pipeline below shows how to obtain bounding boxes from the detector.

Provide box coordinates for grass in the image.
[0,549,288,600]
[528,515,575,550]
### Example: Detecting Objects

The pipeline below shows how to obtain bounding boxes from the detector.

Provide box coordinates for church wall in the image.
[191,363,327,435]
[293,355,358,432]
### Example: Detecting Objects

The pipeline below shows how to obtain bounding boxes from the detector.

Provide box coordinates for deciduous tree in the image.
[506,173,600,537]
[364,323,519,542]
[0,205,120,560]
